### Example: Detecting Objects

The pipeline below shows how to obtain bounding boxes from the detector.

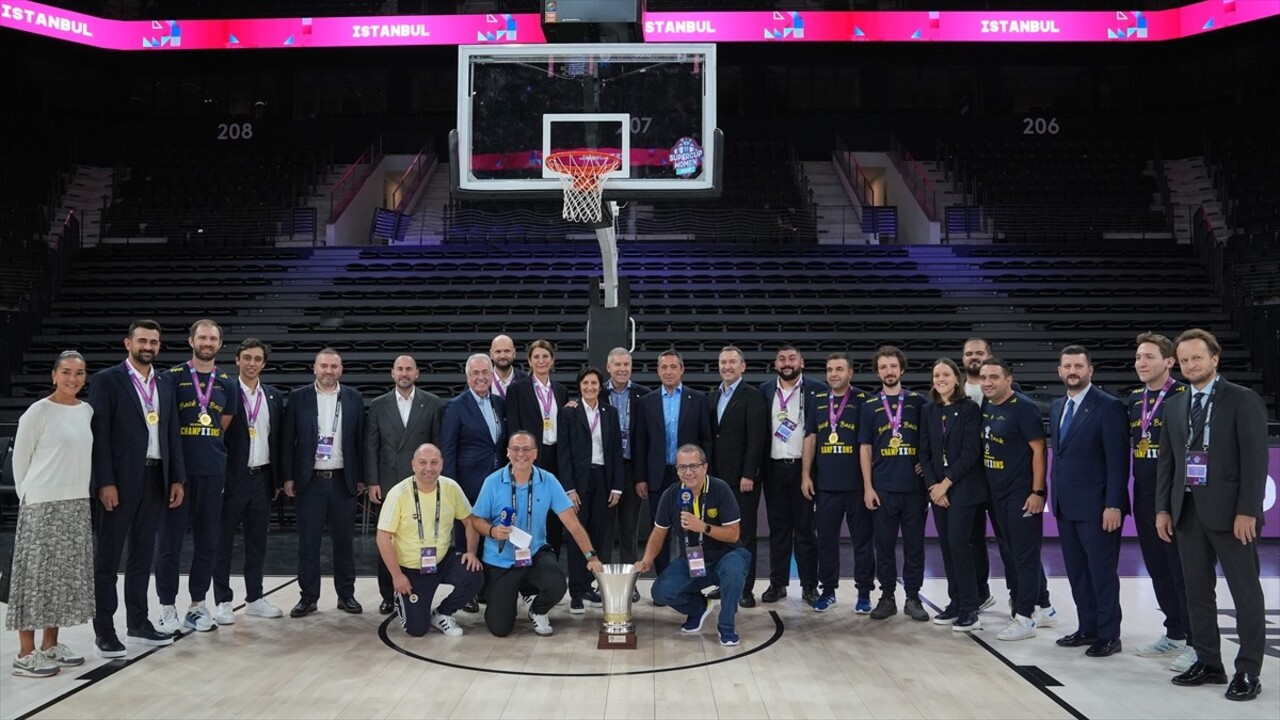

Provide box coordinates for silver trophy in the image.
[593,563,640,649]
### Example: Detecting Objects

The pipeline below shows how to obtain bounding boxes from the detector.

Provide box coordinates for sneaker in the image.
[184,603,218,632]
[126,622,174,647]
[1032,605,1059,628]
[1170,646,1198,673]
[13,651,59,678]
[953,611,982,632]
[39,643,85,667]
[933,606,960,625]
[978,595,996,612]
[245,598,284,618]
[569,596,585,615]
[996,615,1037,641]
[812,594,838,613]
[801,587,820,606]
[631,588,641,604]
[95,635,128,658]
[156,605,183,636]
[528,611,554,637]
[904,597,930,622]
[582,590,603,608]
[213,602,236,626]
[719,628,740,647]
[870,596,898,620]
[431,612,463,637]
[680,598,715,634]
[854,595,873,614]
[1136,635,1186,658]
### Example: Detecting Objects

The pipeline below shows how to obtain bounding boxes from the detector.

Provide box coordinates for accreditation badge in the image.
[420,547,438,575]
[686,547,707,578]
[1184,450,1209,487]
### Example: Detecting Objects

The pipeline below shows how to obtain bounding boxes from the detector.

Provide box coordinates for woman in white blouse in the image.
[7,351,96,678]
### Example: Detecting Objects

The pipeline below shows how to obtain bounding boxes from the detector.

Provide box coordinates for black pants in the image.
[648,464,679,576]
[604,459,643,563]
[763,458,817,590]
[93,465,165,637]
[990,495,1049,618]
[972,501,997,600]
[394,553,484,637]
[213,469,272,604]
[1176,494,1265,675]
[733,479,762,598]
[1133,477,1191,642]
[483,549,567,637]
[296,470,356,603]
[568,466,610,596]
[934,501,982,613]
[156,472,224,605]
[872,488,928,598]
[815,489,875,597]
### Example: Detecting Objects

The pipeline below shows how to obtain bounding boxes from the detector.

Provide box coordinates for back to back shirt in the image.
[1128,379,1187,484]
[858,390,924,493]
[805,388,868,492]
[980,391,1044,503]
[168,363,240,476]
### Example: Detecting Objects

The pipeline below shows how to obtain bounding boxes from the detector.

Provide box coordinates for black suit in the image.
[215,379,283,605]
[559,400,624,595]
[606,381,649,563]
[920,398,986,614]
[1156,377,1268,675]
[281,383,365,604]
[505,376,570,549]
[88,362,185,639]
[709,380,769,599]
[759,376,828,592]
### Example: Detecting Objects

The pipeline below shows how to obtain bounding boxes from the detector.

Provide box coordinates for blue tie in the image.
[1060,398,1076,442]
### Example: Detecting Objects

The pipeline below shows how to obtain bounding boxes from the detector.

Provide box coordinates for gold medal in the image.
[543,417,553,432]
[777,412,789,421]
[248,426,259,439]
[145,411,159,426]
[888,436,902,449]
[1136,437,1150,454]
[828,431,839,444]
[199,412,212,426]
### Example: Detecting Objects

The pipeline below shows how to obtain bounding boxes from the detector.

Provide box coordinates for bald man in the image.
[489,335,526,400]
[365,355,445,614]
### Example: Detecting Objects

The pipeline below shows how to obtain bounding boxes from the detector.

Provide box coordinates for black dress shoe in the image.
[126,623,174,647]
[707,588,722,600]
[761,586,786,603]
[462,599,480,614]
[1225,671,1261,701]
[95,635,127,658]
[336,597,363,614]
[1056,631,1098,647]
[1171,661,1229,686]
[1085,639,1122,657]
[631,588,641,603]
[801,587,820,606]
[378,599,395,616]
[739,593,757,609]
[290,600,318,618]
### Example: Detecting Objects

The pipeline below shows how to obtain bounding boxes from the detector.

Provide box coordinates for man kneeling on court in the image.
[375,444,483,637]
[635,444,751,647]
[471,431,604,637]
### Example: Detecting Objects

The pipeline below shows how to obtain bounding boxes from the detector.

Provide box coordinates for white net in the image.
[545,152,621,224]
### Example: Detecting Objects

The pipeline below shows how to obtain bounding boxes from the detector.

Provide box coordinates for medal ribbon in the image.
[187,362,216,414]
[587,403,601,436]
[125,362,157,414]
[1139,377,1175,438]
[493,374,508,398]
[242,385,264,428]
[775,383,799,416]
[827,392,853,439]
[880,391,905,436]
[534,380,555,419]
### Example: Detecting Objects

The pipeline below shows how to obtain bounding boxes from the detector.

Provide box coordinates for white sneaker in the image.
[978,595,996,612]
[155,605,183,636]
[39,643,85,667]
[528,606,554,636]
[1031,605,1058,628]
[244,598,284,618]
[1169,645,1198,673]
[432,612,464,637]
[1136,635,1185,658]
[12,651,60,678]
[213,602,236,626]
[184,603,218,632]
[996,615,1037,641]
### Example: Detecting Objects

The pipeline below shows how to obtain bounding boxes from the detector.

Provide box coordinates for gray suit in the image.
[1155,376,1267,675]
[363,388,446,492]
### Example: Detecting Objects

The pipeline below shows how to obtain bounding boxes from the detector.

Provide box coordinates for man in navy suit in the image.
[281,348,366,618]
[88,319,186,658]
[1049,345,1130,657]
[604,348,649,574]
[213,337,286,624]
[634,349,713,576]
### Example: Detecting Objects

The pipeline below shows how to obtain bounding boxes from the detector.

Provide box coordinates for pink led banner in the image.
[0,0,1276,50]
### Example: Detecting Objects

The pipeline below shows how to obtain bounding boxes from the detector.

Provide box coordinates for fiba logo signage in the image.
[668,137,704,177]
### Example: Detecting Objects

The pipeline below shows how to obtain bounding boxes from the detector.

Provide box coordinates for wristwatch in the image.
[584,550,596,561]
[1031,489,1046,496]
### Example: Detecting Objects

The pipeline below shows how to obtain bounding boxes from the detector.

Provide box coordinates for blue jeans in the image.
[651,547,750,633]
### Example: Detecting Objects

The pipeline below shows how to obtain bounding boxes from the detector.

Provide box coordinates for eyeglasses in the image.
[509,446,537,454]
[467,369,493,378]
[675,463,704,474]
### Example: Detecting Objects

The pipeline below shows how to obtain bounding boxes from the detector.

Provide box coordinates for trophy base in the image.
[598,630,638,650]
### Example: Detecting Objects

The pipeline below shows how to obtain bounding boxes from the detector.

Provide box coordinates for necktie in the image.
[1059,398,1076,441]
[1189,392,1206,444]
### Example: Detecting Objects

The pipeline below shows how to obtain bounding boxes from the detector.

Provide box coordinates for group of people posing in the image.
[4,324,1268,702]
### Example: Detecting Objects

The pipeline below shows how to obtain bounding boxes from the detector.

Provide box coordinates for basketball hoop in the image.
[544,151,622,224]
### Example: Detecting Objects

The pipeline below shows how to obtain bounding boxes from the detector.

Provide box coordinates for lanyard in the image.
[610,386,630,423]
[585,403,602,436]
[412,481,442,543]
[775,382,800,417]
[1187,382,1218,451]
[680,479,710,552]
[321,392,341,434]
[508,468,537,532]
[1139,377,1175,438]
[879,391,905,436]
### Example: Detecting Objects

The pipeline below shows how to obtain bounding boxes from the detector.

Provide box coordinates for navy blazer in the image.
[708,381,769,484]
[557,400,624,495]
[88,362,186,500]
[504,376,570,453]
[440,391,507,498]
[1049,386,1130,521]
[633,385,714,487]
[919,398,987,508]
[224,379,284,494]
[280,383,365,496]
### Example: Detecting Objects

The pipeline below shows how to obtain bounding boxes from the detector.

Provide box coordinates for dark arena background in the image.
[1,2,1277,719]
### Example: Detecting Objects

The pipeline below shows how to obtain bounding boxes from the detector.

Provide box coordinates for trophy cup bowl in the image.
[593,563,640,649]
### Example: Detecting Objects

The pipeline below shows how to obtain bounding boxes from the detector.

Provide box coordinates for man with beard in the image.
[489,334,524,401]
[958,337,1000,611]
[88,320,186,657]
[759,344,826,606]
[155,319,240,635]
[1048,345,1129,658]
[365,355,446,615]
[859,345,928,621]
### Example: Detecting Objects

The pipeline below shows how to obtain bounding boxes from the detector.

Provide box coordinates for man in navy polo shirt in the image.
[636,444,750,647]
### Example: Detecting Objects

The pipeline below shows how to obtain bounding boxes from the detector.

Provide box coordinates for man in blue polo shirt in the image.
[636,444,750,647]
[470,431,602,638]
